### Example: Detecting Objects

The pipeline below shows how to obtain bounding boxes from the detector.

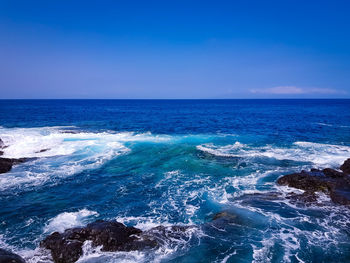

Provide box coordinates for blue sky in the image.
[0,0,349,99]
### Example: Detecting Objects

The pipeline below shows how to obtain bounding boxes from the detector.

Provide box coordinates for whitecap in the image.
[44,209,99,234]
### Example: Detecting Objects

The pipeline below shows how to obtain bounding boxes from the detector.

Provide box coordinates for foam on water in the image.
[1,123,350,262]
[197,141,350,167]
[44,209,99,234]
[0,127,210,191]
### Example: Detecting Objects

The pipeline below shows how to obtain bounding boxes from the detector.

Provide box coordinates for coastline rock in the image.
[41,220,146,263]
[0,248,25,263]
[35,149,50,153]
[277,159,350,205]
[41,220,193,263]
[0,158,28,174]
[340,158,350,174]
[0,139,4,148]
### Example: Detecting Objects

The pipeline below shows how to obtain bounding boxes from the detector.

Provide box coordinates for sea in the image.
[0,99,350,263]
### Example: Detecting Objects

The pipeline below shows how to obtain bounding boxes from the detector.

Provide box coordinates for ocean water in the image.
[0,99,350,263]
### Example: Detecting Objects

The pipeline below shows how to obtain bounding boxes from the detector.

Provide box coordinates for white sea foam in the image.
[115,216,165,231]
[44,209,99,233]
[0,127,192,190]
[197,141,350,167]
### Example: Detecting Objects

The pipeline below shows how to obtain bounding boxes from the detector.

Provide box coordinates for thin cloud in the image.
[250,86,345,95]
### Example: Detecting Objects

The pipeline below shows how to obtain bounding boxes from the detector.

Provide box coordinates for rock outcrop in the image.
[0,248,25,263]
[41,220,193,263]
[277,158,350,205]
[0,158,28,174]
[340,158,350,174]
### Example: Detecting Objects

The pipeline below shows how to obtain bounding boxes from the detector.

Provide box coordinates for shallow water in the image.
[0,99,350,262]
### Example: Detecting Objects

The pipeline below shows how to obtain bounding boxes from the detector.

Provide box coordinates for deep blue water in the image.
[0,99,350,263]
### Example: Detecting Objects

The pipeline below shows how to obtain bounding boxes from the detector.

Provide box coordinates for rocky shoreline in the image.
[277,158,350,205]
[0,138,28,174]
[0,138,349,263]
[0,248,25,263]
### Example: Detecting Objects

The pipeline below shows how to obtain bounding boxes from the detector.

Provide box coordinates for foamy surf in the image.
[44,209,99,234]
[0,127,192,191]
[197,141,350,167]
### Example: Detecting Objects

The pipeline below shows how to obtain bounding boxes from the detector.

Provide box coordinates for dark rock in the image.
[35,149,50,153]
[0,151,3,156]
[212,211,237,222]
[277,162,350,205]
[60,131,80,134]
[213,211,237,220]
[322,168,345,178]
[40,220,158,263]
[286,191,318,204]
[41,220,195,263]
[0,248,25,263]
[141,225,195,249]
[340,158,350,174]
[0,158,28,174]
[0,139,4,149]
[277,170,330,193]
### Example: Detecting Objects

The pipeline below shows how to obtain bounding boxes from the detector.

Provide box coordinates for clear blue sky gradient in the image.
[0,0,349,98]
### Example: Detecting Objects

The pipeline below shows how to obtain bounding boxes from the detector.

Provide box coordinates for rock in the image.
[322,168,345,178]
[0,158,27,174]
[0,248,25,263]
[0,139,4,148]
[212,211,237,222]
[277,161,350,205]
[0,151,3,156]
[277,170,330,193]
[340,158,350,174]
[286,191,318,204]
[40,232,83,263]
[40,220,158,263]
[142,225,194,247]
[35,149,50,153]
[41,220,195,263]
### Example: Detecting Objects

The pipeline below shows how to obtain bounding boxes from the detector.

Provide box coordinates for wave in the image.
[197,141,350,167]
[315,122,350,128]
[0,127,190,191]
[44,209,99,234]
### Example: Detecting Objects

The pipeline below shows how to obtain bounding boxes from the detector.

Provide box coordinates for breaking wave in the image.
[197,141,350,167]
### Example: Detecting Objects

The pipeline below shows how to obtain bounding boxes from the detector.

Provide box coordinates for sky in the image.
[0,0,349,99]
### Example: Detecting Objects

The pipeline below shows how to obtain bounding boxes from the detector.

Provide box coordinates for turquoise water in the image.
[0,99,350,262]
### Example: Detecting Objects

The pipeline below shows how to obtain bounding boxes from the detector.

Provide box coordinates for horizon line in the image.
[0,98,350,100]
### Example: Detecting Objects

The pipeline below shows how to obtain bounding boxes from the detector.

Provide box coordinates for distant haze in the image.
[0,0,349,99]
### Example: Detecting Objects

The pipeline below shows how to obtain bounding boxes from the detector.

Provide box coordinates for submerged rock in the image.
[277,159,350,205]
[0,158,28,174]
[0,248,25,263]
[41,220,193,263]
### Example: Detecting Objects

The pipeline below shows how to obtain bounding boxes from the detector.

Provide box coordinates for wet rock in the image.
[35,149,50,153]
[0,158,28,174]
[212,211,237,222]
[286,191,318,204]
[340,158,350,174]
[277,160,350,205]
[0,139,4,148]
[41,232,83,263]
[41,220,194,263]
[322,168,345,178]
[143,225,194,246]
[0,248,25,263]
